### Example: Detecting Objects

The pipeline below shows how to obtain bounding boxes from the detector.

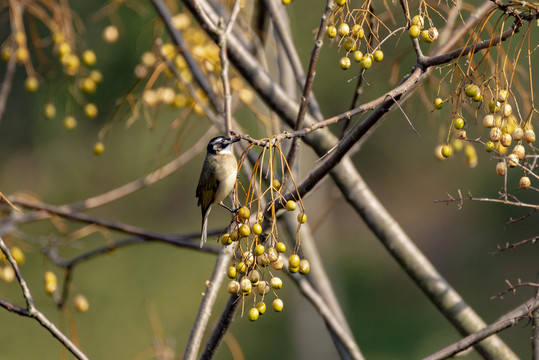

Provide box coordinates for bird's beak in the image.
[229,137,240,144]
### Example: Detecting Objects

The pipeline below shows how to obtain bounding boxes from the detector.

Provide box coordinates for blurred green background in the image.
[0,1,537,359]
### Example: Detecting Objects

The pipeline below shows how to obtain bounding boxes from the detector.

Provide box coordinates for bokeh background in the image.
[0,1,537,359]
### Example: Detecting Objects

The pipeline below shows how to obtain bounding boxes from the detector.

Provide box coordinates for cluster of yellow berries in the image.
[0,246,25,283]
[44,270,90,312]
[223,180,309,322]
[408,15,438,44]
[326,1,384,71]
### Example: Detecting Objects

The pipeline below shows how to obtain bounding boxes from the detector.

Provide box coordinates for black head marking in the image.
[207,136,240,154]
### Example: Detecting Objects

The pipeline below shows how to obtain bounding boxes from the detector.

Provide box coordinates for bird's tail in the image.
[200,208,211,248]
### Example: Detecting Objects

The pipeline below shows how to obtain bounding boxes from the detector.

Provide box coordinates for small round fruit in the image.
[10,246,25,265]
[489,100,501,113]
[254,244,265,256]
[433,97,444,109]
[248,270,260,284]
[524,129,536,144]
[512,127,524,141]
[360,55,372,69]
[257,253,270,267]
[227,266,237,279]
[288,264,299,273]
[243,251,254,266]
[336,0,346,6]
[338,23,350,37]
[256,212,264,223]
[248,307,259,321]
[272,257,284,270]
[93,142,105,156]
[276,242,286,253]
[411,15,424,28]
[427,27,439,41]
[343,37,356,51]
[44,103,56,119]
[519,176,531,189]
[272,298,284,312]
[239,224,250,237]
[286,200,297,211]
[15,47,29,63]
[289,254,300,268]
[409,25,421,38]
[282,0,292,4]
[339,56,351,70]
[240,278,252,294]
[80,78,97,94]
[252,223,262,235]
[489,127,502,142]
[327,26,337,39]
[236,261,247,274]
[297,212,307,223]
[373,49,383,62]
[496,161,507,176]
[82,50,97,66]
[299,259,310,275]
[497,89,508,102]
[353,50,363,62]
[227,280,240,294]
[270,277,283,289]
[502,104,512,118]
[454,117,464,130]
[221,233,231,245]
[420,29,433,43]
[64,116,77,130]
[500,133,512,147]
[272,179,281,191]
[485,141,495,152]
[73,294,89,312]
[257,281,269,295]
[472,93,483,102]
[89,70,103,84]
[507,153,519,167]
[440,145,451,158]
[268,247,279,262]
[464,84,480,98]
[25,76,39,92]
[351,24,364,39]
[84,103,98,118]
[229,229,239,242]
[256,302,266,315]
[512,144,525,159]
[237,206,250,221]
[483,114,494,128]
[103,25,119,43]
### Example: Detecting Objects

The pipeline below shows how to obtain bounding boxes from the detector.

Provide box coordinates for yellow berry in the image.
[272,298,284,312]
[464,84,480,98]
[82,50,97,66]
[507,153,519,167]
[339,56,351,70]
[420,30,433,43]
[239,224,250,237]
[497,89,508,102]
[343,37,356,52]
[84,103,98,118]
[433,97,444,109]
[80,78,97,94]
[256,302,266,314]
[502,104,512,118]
[360,55,372,69]
[240,278,252,294]
[236,261,247,274]
[254,244,265,256]
[44,103,56,119]
[512,127,524,141]
[25,76,39,92]
[281,0,292,4]
[227,266,237,279]
[73,294,89,312]
[15,47,29,63]
[272,257,284,271]
[248,270,260,284]
[64,116,77,130]
[93,142,105,156]
[454,117,464,130]
[483,114,494,128]
[2,267,15,283]
[373,49,383,62]
[353,50,363,62]
[299,259,310,275]
[297,212,307,223]
[440,145,451,158]
[89,70,103,84]
[409,25,421,38]
[496,161,507,176]
[289,254,300,268]
[248,307,259,321]
[276,242,286,253]
[519,176,531,189]
[336,0,346,6]
[286,200,297,211]
[512,145,525,159]
[237,206,250,221]
[221,233,232,245]
[270,277,283,289]
[272,179,281,191]
[338,23,350,37]
[411,15,424,28]
[485,141,495,153]
[500,133,512,147]
[490,127,502,142]
[10,246,25,265]
[252,223,262,235]
[227,280,240,294]
[524,129,535,144]
[489,100,501,113]
[326,26,337,39]
[351,24,364,39]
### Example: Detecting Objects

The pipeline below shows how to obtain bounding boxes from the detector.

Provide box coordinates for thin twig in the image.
[183,245,234,360]
[0,236,89,360]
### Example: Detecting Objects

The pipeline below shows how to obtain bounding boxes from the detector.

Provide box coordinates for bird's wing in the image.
[196,162,220,214]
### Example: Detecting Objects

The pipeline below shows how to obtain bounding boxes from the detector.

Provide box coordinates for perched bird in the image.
[196,136,240,247]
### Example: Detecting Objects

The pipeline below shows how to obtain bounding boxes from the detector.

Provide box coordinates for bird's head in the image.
[207,136,240,155]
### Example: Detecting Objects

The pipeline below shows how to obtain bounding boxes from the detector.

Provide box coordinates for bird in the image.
[196,136,240,247]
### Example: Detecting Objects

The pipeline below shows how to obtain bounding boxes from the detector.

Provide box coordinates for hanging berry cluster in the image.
[221,141,310,322]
